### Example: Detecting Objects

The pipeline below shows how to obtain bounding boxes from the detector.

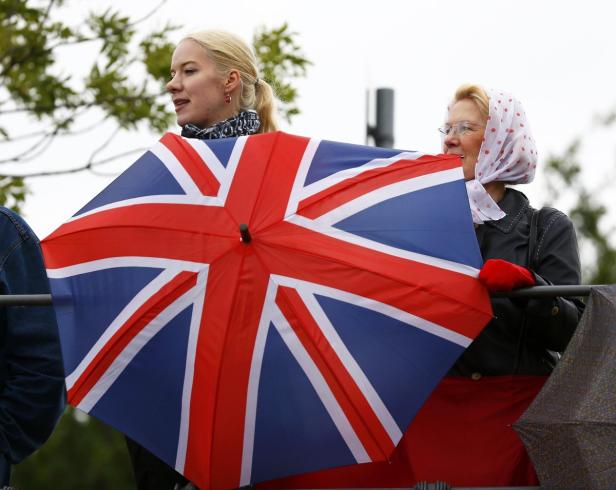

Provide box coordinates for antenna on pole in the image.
[366,88,395,148]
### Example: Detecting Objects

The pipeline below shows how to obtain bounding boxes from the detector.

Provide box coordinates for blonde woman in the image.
[167,29,277,139]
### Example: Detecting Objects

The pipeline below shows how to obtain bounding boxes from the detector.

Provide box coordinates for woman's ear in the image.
[225,69,241,92]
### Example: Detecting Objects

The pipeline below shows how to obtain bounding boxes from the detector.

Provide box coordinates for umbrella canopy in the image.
[42,131,492,489]
[514,285,616,488]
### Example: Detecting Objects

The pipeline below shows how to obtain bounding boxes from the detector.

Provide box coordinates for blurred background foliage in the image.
[543,119,616,285]
[12,407,134,489]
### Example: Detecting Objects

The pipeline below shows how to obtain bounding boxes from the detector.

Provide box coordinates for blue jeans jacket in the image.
[0,207,66,485]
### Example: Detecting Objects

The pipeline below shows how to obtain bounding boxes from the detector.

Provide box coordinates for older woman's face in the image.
[166,39,232,128]
[442,99,487,180]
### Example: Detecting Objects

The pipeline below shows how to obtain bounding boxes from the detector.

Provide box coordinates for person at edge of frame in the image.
[0,206,66,487]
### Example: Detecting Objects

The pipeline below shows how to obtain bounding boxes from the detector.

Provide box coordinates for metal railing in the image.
[0,294,53,305]
[0,285,598,306]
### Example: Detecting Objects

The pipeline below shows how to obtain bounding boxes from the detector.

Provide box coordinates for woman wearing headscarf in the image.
[441,84,584,377]
[405,84,585,485]
[255,87,585,489]
[126,29,278,490]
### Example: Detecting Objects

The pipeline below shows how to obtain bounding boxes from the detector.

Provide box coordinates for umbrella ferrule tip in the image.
[239,223,252,243]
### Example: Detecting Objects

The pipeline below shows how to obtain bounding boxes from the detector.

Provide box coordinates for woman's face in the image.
[166,39,234,128]
[442,99,487,180]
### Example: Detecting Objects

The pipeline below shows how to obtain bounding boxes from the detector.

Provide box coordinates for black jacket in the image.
[449,188,584,377]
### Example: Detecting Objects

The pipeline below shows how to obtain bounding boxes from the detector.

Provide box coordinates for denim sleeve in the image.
[0,213,66,464]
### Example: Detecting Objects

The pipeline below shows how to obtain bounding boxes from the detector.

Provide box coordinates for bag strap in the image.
[526,207,541,270]
[514,206,542,374]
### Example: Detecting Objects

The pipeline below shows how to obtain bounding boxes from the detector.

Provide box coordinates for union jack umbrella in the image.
[42,131,492,489]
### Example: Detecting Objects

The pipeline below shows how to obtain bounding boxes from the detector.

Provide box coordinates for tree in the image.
[542,123,616,285]
[253,23,311,123]
[0,1,310,211]
[0,0,177,211]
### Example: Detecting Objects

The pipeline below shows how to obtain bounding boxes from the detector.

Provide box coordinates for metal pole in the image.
[366,87,395,148]
[0,294,53,306]
[374,88,395,148]
[0,286,600,306]
[491,285,594,298]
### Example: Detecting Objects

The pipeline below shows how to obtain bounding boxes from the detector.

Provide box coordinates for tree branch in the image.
[0,91,165,115]
[0,100,96,114]
[41,0,57,25]
[0,134,54,164]
[0,105,92,162]
[46,36,100,52]
[130,0,169,26]
[45,1,169,52]
[1,146,149,178]
[86,127,121,167]
[0,116,108,143]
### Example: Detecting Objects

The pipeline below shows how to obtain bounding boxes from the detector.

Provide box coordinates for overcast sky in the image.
[11,0,616,239]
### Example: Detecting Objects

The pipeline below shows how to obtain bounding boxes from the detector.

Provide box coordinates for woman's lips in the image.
[174,99,189,112]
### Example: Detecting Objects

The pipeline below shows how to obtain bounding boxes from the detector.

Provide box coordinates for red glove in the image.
[478,259,536,292]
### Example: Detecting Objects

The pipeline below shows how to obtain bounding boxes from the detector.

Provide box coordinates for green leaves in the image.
[253,23,311,123]
[0,0,177,144]
[544,138,616,284]
[544,139,581,202]
[140,27,176,86]
[11,408,134,490]
[86,9,134,68]
[0,175,27,212]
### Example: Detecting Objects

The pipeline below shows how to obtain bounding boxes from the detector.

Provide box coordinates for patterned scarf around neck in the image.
[181,110,261,140]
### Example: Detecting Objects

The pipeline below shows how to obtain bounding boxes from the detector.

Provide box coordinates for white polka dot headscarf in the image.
[465,88,538,224]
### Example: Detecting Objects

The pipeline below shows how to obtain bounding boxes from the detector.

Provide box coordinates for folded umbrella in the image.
[514,285,616,488]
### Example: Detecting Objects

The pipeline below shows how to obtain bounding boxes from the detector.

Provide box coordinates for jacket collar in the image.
[484,188,531,233]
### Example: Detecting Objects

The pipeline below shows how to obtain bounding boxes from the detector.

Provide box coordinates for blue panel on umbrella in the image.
[198,137,237,168]
[50,266,163,376]
[92,304,193,467]
[305,140,405,186]
[334,179,482,269]
[75,151,185,216]
[314,294,463,431]
[252,323,356,483]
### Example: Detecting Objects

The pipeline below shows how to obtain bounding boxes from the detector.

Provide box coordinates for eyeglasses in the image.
[438,121,484,137]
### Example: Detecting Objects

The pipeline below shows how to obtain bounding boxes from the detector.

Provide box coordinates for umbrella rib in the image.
[257,236,489,319]
[45,222,237,241]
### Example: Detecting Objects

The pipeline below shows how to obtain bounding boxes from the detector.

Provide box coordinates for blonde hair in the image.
[185,30,278,133]
[452,84,490,119]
